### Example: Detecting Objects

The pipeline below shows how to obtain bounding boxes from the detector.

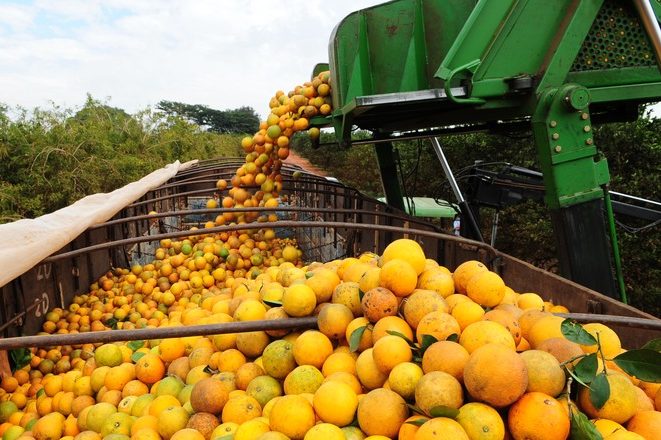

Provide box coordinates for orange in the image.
[578,373,637,424]
[379,259,417,297]
[627,410,661,440]
[158,338,186,363]
[283,365,324,395]
[235,331,270,358]
[186,412,220,440]
[464,343,528,408]
[388,362,423,401]
[357,388,408,438]
[508,392,570,440]
[261,340,297,380]
[534,337,584,366]
[305,268,341,303]
[372,335,412,373]
[221,395,261,424]
[416,311,461,344]
[170,428,205,440]
[415,417,469,439]
[415,371,463,414]
[380,239,426,275]
[483,309,522,344]
[324,372,363,395]
[360,287,399,323]
[592,419,625,438]
[372,315,414,343]
[235,363,265,391]
[32,412,65,440]
[527,315,565,349]
[451,301,485,331]
[332,282,362,317]
[517,293,545,311]
[421,340,470,381]
[304,423,345,440]
[269,395,315,440]
[580,323,622,358]
[459,320,515,353]
[190,378,229,415]
[135,354,165,385]
[518,309,551,341]
[345,317,373,352]
[321,352,356,377]
[416,270,455,298]
[456,402,505,440]
[398,415,429,440]
[148,395,181,417]
[358,267,382,293]
[466,270,506,307]
[293,330,333,369]
[520,350,566,397]
[452,260,488,294]
[313,381,358,426]
[157,406,189,440]
[104,364,135,391]
[282,284,316,317]
[355,349,388,390]
[318,303,354,340]
[217,349,247,373]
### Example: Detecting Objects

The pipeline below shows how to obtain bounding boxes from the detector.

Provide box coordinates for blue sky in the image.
[0,0,383,118]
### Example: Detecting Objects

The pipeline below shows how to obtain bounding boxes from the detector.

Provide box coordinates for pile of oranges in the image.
[0,238,659,440]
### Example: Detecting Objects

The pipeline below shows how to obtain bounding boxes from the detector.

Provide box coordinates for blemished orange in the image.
[414,371,464,414]
[415,311,461,344]
[402,289,449,329]
[360,287,399,323]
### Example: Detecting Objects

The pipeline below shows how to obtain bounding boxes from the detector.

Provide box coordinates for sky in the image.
[0,0,384,118]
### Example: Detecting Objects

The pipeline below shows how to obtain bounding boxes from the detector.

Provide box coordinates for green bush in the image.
[0,96,243,222]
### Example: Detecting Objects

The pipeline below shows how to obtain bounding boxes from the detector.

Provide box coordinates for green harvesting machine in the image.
[312,0,661,300]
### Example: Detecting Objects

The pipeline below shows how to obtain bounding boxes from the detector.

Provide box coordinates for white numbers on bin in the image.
[34,293,49,318]
[36,264,52,281]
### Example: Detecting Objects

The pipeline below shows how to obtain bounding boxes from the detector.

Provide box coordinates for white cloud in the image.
[0,0,384,118]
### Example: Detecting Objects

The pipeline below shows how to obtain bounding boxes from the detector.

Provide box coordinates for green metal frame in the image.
[317,0,661,298]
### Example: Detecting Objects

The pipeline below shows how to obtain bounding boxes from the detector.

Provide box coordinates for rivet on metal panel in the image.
[583,125,592,132]
[554,145,563,153]
[586,138,594,145]
[551,133,560,140]
[549,120,558,128]
[581,112,589,120]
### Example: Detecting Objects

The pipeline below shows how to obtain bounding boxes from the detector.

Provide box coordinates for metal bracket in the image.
[443,59,487,105]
